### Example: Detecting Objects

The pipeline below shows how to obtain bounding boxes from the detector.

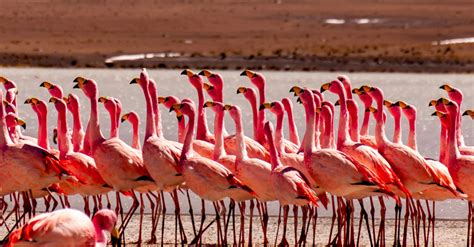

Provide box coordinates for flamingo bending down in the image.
[439,84,474,155]
[6,208,119,247]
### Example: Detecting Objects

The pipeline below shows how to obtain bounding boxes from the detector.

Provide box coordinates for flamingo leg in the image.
[239,202,246,246]
[131,193,144,245]
[219,200,228,246]
[190,199,206,245]
[377,197,386,246]
[357,198,372,247]
[160,191,166,245]
[145,192,157,244]
[274,206,282,247]
[432,201,435,247]
[213,201,223,246]
[298,205,308,245]
[83,196,90,217]
[119,191,140,244]
[328,195,336,245]
[293,205,298,247]
[171,190,187,244]
[278,205,290,247]
[186,189,197,237]
[312,205,318,246]
[248,199,254,246]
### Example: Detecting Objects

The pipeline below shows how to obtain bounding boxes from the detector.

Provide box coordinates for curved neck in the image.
[180,110,195,166]
[149,82,163,137]
[439,124,447,164]
[393,113,402,144]
[374,97,388,147]
[456,106,465,147]
[267,129,281,171]
[336,90,349,149]
[407,117,417,151]
[257,86,266,145]
[349,108,360,142]
[285,105,300,145]
[447,110,460,166]
[304,99,316,157]
[109,108,118,139]
[213,110,226,160]
[361,107,370,136]
[247,95,259,140]
[93,222,107,245]
[177,117,186,143]
[71,106,83,134]
[196,86,211,141]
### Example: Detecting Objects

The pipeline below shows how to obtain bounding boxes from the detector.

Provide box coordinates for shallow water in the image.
[1,68,473,219]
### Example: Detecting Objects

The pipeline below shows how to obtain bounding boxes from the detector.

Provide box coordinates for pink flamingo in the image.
[6,208,118,246]
[352,87,378,149]
[40,81,64,98]
[281,97,300,146]
[49,97,111,215]
[170,100,256,245]
[63,93,86,153]
[180,69,215,143]
[240,70,267,145]
[260,101,299,153]
[158,95,214,159]
[263,121,318,246]
[98,96,120,139]
[73,76,156,243]
[439,84,474,155]
[23,98,55,153]
[236,87,259,140]
[202,79,269,161]
[121,111,141,150]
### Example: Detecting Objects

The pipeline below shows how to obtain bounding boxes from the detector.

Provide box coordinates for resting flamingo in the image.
[73,76,156,243]
[6,208,118,247]
[439,84,474,155]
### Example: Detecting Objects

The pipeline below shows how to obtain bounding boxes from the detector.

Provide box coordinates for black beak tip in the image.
[177,116,183,121]
[239,71,247,76]
[198,71,205,76]
[258,105,265,111]
[180,70,187,75]
[73,84,80,89]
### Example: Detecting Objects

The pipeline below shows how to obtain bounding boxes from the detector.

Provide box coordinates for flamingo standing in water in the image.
[73,76,156,244]
[439,84,474,155]
[170,100,256,245]
[6,208,119,247]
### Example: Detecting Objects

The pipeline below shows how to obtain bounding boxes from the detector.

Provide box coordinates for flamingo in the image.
[170,100,256,245]
[439,84,474,155]
[202,77,270,161]
[263,121,318,246]
[121,111,141,150]
[62,93,86,153]
[157,95,214,159]
[259,101,299,153]
[73,76,156,243]
[6,208,119,247]
[180,69,215,143]
[98,96,120,139]
[240,70,267,145]
[236,87,259,140]
[23,98,56,154]
[40,81,64,98]
[49,97,111,215]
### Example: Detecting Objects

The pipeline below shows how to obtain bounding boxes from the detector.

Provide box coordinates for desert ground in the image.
[0,0,473,72]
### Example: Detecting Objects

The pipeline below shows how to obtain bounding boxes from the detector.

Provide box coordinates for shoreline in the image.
[1,53,473,73]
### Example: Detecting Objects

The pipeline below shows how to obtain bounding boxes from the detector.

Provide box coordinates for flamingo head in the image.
[352,87,373,108]
[240,69,265,89]
[64,93,80,113]
[121,111,140,125]
[3,100,16,114]
[462,110,474,119]
[203,101,225,113]
[396,101,417,120]
[440,97,459,116]
[203,82,219,101]
[384,100,401,119]
[98,96,116,114]
[337,75,352,98]
[40,81,64,98]
[346,99,359,116]
[181,69,203,89]
[0,76,17,90]
[259,101,284,116]
[5,113,26,130]
[440,84,463,106]
[289,86,303,96]
[92,209,118,241]
[5,88,18,104]
[48,96,67,113]
[281,97,293,112]
[362,86,383,103]
[432,110,449,128]
[159,95,179,109]
[320,80,344,97]
[237,86,257,103]
[170,100,195,118]
[73,77,98,99]
[199,70,223,89]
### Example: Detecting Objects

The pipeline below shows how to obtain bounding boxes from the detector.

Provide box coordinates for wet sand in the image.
[1,0,473,72]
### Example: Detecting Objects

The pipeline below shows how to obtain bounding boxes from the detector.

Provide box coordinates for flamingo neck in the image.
[38,111,50,150]
[349,108,360,142]
[0,93,13,146]
[275,112,284,155]
[336,90,350,149]
[177,117,186,143]
[213,110,226,160]
[447,109,460,166]
[109,108,118,139]
[141,80,157,140]
[132,121,141,150]
[374,97,389,148]
[180,111,195,166]
[72,106,83,137]
[392,113,402,144]
[455,105,465,147]
[57,106,71,157]
[88,94,105,150]
[233,112,248,161]
[304,99,316,157]
[247,94,259,140]
[407,117,417,151]
[93,224,107,246]
[196,87,211,141]
[149,82,163,137]
[257,85,266,144]
[361,108,370,136]
[439,124,447,164]
[285,105,300,145]
[267,129,282,171]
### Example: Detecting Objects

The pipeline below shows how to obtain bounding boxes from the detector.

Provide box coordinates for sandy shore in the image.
[1,212,469,246]
[1,0,473,72]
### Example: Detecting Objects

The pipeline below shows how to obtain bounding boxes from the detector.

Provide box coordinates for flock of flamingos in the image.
[0,68,472,246]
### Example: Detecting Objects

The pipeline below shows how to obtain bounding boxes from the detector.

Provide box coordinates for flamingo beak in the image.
[289,86,302,96]
[334,100,340,106]
[110,227,120,247]
[129,78,140,84]
[223,105,232,111]
[24,98,32,104]
[40,81,51,88]
[203,83,214,91]
[121,114,129,123]
[236,87,247,94]
[259,102,272,111]
[428,100,438,107]
[296,97,302,104]
[17,118,26,130]
[48,97,57,103]
[320,83,331,93]
[439,84,454,92]
[180,69,194,77]
[176,115,183,122]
